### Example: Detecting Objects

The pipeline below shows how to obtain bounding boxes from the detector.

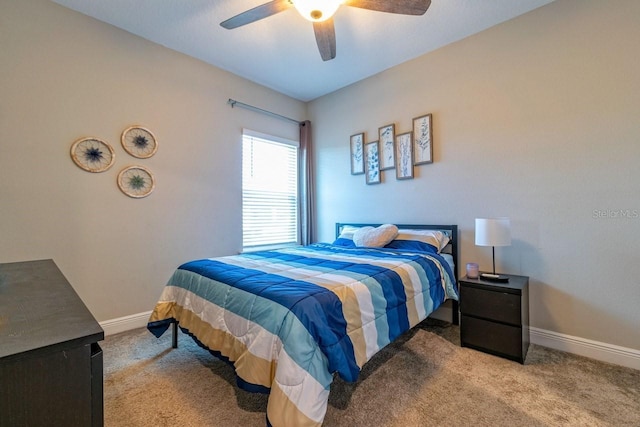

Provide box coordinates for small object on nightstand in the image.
[480,272,509,282]
[466,263,479,279]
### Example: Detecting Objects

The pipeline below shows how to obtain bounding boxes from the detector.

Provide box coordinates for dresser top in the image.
[0,259,104,361]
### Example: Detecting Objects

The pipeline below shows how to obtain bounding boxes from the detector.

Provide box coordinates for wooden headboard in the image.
[335,222,459,324]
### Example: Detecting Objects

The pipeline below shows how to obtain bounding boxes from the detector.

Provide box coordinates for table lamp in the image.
[475,217,511,282]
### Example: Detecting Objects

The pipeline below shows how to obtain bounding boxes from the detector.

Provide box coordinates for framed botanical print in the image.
[364,140,381,185]
[395,131,414,180]
[350,132,365,175]
[378,124,395,170]
[412,114,433,165]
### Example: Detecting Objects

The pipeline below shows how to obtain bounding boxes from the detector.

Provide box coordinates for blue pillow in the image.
[384,239,438,253]
[332,237,356,248]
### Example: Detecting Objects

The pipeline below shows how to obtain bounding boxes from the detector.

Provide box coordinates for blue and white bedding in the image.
[148,242,457,427]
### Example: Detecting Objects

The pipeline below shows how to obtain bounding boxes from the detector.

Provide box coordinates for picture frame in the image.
[378,124,395,170]
[395,131,414,180]
[364,140,381,185]
[412,114,433,165]
[350,132,365,175]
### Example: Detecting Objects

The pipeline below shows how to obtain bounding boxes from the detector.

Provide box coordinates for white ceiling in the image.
[51,0,554,102]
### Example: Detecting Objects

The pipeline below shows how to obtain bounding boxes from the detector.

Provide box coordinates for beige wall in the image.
[309,0,640,350]
[0,0,305,321]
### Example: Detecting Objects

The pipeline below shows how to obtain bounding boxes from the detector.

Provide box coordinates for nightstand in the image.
[459,273,529,364]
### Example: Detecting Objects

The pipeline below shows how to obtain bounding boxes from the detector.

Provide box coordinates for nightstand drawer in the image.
[460,285,521,325]
[461,315,524,361]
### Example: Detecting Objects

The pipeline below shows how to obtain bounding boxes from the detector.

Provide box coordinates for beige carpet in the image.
[102,320,640,426]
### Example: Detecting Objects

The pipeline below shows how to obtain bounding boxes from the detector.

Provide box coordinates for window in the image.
[242,130,299,251]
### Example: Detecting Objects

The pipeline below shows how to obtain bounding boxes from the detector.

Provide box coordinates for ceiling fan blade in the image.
[220,0,293,29]
[343,0,431,16]
[313,19,336,61]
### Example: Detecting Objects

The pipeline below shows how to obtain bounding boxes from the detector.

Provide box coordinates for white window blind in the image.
[242,130,299,250]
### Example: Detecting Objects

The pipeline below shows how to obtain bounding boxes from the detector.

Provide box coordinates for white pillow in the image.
[353,224,399,247]
[337,225,360,240]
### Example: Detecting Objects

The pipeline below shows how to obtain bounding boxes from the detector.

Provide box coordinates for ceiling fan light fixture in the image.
[293,0,343,22]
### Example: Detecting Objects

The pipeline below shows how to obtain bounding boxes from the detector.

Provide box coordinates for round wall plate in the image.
[70,137,115,173]
[121,126,158,158]
[117,165,155,198]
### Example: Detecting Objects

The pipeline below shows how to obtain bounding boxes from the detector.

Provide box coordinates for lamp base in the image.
[480,273,509,282]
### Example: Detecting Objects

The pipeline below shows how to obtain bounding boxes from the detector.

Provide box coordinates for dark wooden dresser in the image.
[0,259,104,427]
[459,273,529,364]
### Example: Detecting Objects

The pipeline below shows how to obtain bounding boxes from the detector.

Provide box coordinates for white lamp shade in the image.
[475,218,511,247]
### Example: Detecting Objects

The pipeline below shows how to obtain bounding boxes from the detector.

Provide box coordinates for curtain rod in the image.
[227,99,302,125]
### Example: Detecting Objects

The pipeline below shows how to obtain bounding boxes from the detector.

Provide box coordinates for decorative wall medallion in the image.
[70,137,115,173]
[121,126,158,159]
[117,166,155,198]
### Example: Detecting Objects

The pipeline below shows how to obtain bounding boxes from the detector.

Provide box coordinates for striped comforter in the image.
[147,243,457,427]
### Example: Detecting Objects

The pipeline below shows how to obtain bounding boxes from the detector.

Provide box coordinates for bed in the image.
[147,223,459,427]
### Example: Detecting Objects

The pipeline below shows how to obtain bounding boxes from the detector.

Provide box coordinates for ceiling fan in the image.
[220,0,432,61]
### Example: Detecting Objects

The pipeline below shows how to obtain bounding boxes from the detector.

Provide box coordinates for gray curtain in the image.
[299,120,315,245]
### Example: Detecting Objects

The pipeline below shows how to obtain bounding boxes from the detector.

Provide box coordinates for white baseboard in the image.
[100,311,152,336]
[530,326,640,371]
[99,310,640,371]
